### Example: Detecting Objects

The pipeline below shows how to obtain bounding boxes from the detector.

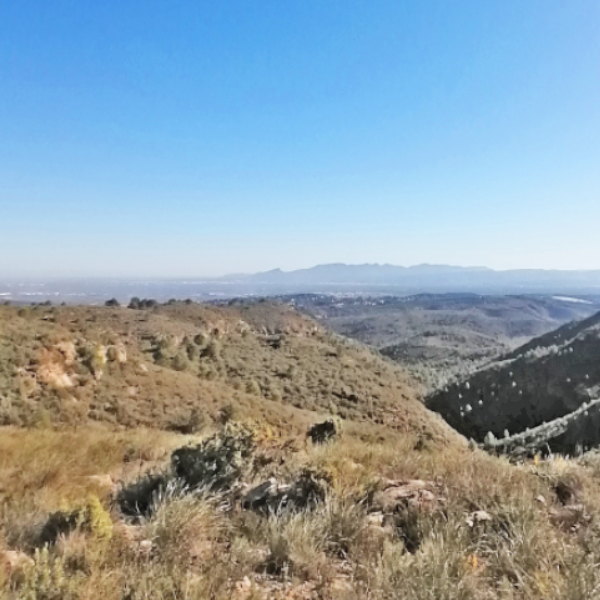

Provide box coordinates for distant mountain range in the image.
[225,263,600,294]
[3,264,600,304]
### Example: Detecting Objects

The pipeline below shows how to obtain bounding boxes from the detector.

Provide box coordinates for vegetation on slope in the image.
[427,311,600,453]
[4,300,600,599]
[3,421,600,599]
[288,293,599,392]
[0,301,451,440]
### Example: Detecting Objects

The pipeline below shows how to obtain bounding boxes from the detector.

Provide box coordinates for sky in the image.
[1,1,599,278]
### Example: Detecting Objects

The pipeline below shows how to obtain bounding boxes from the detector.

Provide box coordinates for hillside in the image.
[427,311,600,453]
[5,302,600,598]
[0,300,453,441]
[287,293,600,391]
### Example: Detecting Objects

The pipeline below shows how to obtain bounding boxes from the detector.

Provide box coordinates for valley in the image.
[286,293,600,391]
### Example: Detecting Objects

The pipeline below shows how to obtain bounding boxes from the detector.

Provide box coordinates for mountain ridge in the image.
[219,263,600,294]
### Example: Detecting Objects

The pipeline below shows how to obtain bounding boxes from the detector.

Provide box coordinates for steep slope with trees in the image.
[427,311,600,453]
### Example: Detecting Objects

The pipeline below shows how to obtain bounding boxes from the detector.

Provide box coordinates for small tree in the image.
[128,297,141,309]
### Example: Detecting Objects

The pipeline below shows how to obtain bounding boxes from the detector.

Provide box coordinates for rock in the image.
[548,504,590,531]
[307,420,337,444]
[242,472,327,514]
[137,539,153,556]
[55,341,77,366]
[329,577,353,594]
[366,512,385,527]
[371,479,439,514]
[109,344,127,364]
[232,576,253,600]
[242,478,279,511]
[283,581,318,600]
[465,510,493,527]
[364,512,395,541]
[264,335,282,349]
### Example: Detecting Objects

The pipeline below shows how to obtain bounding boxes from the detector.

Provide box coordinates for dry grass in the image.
[3,302,600,598]
[2,424,600,599]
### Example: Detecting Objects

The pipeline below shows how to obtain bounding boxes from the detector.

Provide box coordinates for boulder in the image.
[242,478,280,511]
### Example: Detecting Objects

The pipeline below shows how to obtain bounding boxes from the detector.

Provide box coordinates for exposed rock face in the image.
[38,361,74,389]
[465,510,493,528]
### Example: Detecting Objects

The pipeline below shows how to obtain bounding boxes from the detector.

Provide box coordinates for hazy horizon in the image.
[4,261,600,283]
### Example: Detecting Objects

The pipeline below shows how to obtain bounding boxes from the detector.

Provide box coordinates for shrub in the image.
[218,403,238,424]
[203,339,221,361]
[142,493,227,568]
[18,546,78,600]
[170,352,190,372]
[117,473,174,518]
[171,422,256,491]
[127,297,141,310]
[166,408,207,435]
[245,380,262,396]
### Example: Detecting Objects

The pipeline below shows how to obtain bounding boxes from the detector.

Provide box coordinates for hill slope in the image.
[7,303,600,599]
[0,301,456,442]
[288,293,600,391]
[427,311,600,452]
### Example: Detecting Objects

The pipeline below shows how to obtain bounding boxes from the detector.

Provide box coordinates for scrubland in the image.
[3,422,600,599]
[2,302,600,599]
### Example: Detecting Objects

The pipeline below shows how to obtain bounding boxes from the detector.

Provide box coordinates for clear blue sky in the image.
[1,1,599,277]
